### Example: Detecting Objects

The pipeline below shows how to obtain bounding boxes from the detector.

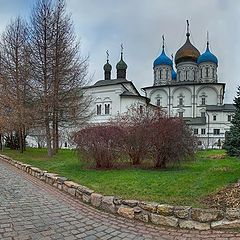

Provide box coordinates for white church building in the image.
[84,25,235,149]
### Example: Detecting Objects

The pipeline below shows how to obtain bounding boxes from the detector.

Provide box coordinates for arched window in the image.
[97,105,101,115]
[160,69,162,79]
[156,98,161,107]
[179,97,183,106]
[185,70,188,80]
[105,104,110,115]
[178,71,181,81]
[212,68,215,78]
[201,97,206,105]
[206,67,209,77]
[166,69,169,79]
[200,68,203,78]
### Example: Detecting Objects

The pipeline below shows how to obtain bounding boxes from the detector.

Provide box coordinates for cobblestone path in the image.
[0,159,239,240]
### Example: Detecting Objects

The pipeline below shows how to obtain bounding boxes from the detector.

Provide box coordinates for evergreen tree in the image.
[224,86,240,156]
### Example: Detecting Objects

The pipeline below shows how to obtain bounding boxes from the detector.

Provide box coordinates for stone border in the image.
[1,154,240,230]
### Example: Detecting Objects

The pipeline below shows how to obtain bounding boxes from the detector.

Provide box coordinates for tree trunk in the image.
[45,114,52,157]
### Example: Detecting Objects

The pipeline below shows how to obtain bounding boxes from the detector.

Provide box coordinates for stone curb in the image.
[1,154,240,230]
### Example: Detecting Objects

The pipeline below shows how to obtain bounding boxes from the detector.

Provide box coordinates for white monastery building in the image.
[84,23,235,149]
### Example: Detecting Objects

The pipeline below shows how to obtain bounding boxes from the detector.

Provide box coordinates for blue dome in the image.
[197,45,218,65]
[172,69,177,80]
[153,49,173,67]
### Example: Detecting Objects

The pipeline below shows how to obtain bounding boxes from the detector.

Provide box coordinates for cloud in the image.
[0,0,239,102]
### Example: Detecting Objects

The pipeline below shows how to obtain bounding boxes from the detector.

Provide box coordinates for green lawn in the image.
[1,148,240,207]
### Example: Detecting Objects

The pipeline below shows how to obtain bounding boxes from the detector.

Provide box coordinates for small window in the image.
[193,70,196,80]
[213,115,216,121]
[200,68,203,78]
[201,128,206,135]
[228,115,232,122]
[206,67,209,77]
[97,105,101,115]
[166,70,169,79]
[156,99,161,107]
[201,112,205,118]
[213,129,220,135]
[201,97,206,105]
[159,69,162,79]
[185,70,188,80]
[105,104,110,115]
[178,71,181,81]
[212,68,215,78]
[179,112,183,118]
[194,129,198,135]
[179,98,183,106]
[139,105,143,114]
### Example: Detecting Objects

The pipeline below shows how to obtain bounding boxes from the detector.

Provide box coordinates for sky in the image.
[0,0,239,103]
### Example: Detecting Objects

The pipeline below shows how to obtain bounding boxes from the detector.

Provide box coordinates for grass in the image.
[1,148,240,207]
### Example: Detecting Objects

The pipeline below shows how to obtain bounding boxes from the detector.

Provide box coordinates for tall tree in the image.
[0,17,32,153]
[224,86,239,156]
[30,0,90,156]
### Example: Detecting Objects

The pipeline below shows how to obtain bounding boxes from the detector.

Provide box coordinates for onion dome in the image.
[175,21,200,65]
[153,48,173,67]
[197,42,218,65]
[103,60,112,71]
[172,69,177,80]
[116,53,127,70]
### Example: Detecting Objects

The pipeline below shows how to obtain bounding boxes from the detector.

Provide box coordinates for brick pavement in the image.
[0,158,239,240]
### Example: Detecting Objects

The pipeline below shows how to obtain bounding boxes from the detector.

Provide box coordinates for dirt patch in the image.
[202,182,240,210]
[208,154,227,159]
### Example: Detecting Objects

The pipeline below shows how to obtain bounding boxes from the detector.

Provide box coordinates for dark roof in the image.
[142,82,225,90]
[206,104,235,112]
[94,78,129,87]
[183,117,206,125]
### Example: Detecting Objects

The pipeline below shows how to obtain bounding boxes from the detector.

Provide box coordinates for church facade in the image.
[85,26,234,149]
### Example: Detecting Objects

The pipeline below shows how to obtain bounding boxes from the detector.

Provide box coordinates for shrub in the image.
[74,124,124,168]
[148,117,196,168]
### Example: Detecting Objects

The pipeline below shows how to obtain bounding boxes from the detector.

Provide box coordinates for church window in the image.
[213,129,220,135]
[201,97,206,105]
[213,115,216,121]
[156,98,161,107]
[179,112,183,118]
[193,129,198,135]
[178,71,181,81]
[193,70,196,80]
[212,68,215,78]
[179,97,183,106]
[139,105,143,114]
[200,68,203,78]
[97,105,101,115]
[160,69,162,79]
[206,67,209,77]
[201,128,206,135]
[228,115,232,122]
[105,104,110,115]
[201,112,205,118]
[166,70,169,79]
[185,71,188,80]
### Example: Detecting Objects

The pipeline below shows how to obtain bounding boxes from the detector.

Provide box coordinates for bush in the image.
[75,105,196,169]
[74,124,124,168]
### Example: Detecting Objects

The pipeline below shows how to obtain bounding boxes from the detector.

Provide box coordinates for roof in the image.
[175,34,200,65]
[184,117,206,125]
[83,78,129,89]
[153,49,173,67]
[206,104,235,112]
[197,45,218,65]
[142,82,226,90]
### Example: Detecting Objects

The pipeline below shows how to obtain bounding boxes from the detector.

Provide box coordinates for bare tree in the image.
[29,0,90,157]
[0,17,32,153]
